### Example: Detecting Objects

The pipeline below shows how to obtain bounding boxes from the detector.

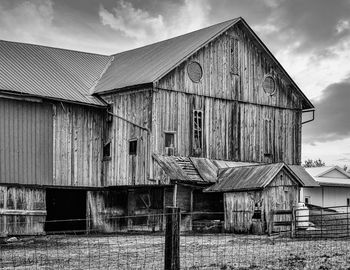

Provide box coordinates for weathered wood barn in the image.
[0,17,315,235]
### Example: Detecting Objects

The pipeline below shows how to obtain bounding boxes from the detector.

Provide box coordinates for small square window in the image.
[129,140,137,155]
[164,132,175,148]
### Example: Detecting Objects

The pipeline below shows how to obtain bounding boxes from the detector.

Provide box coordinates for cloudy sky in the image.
[1,0,350,166]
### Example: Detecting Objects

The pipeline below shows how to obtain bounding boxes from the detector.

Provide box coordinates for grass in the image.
[0,233,349,269]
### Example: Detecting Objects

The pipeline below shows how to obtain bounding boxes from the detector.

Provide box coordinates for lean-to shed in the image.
[205,163,311,234]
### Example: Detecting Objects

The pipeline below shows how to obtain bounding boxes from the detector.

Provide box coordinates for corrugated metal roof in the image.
[289,165,319,187]
[190,157,218,183]
[206,163,306,192]
[153,155,214,184]
[0,18,314,109]
[94,19,239,93]
[0,40,111,106]
[206,163,285,192]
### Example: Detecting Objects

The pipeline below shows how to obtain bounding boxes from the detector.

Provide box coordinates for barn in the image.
[205,163,316,234]
[0,17,315,235]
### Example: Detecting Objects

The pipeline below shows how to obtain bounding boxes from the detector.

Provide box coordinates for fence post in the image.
[165,207,180,270]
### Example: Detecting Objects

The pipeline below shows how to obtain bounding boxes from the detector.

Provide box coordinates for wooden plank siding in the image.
[151,91,301,164]
[0,98,53,185]
[102,90,152,186]
[53,102,105,187]
[156,25,303,109]
[0,186,46,235]
[102,24,305,186]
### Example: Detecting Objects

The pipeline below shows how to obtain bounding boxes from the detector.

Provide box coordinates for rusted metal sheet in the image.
[0,40,110,106]
[153,155,214,183]
[289,165,319,187]
[0,98,53,185]
[206,163,305,192]
[190,157,217,183]
[152,155,190,181]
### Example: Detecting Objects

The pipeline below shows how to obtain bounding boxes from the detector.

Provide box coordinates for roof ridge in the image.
[0,39,110,57]
[112,18,240,57]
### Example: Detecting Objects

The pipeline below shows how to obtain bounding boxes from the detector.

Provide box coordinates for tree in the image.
[303,158,326,168]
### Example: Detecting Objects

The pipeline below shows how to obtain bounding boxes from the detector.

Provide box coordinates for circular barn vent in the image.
[262,74,276,95]
[187,61,203,83]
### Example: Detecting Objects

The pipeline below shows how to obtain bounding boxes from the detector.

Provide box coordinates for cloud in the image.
[99,0,166,42]
[303,77,350,144]
[0,0,54,43]
[99,0,211,47]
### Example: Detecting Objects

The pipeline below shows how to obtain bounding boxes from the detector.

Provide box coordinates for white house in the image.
[300,166,350,208]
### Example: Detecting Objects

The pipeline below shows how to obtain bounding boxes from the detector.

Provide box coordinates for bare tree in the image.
[303,158,326,168]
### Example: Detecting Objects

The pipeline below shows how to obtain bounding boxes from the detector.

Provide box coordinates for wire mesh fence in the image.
[0,208,350,269]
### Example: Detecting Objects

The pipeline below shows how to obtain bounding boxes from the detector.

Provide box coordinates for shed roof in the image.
[153,155,254,184]
[289,165,320,187]
[0,40,111,106]
[205,163,305,192]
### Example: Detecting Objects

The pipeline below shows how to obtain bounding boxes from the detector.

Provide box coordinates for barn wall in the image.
[151,91,301,164]
[154,24,303,165]
[0,186,46,235]
[102,90,152,186]
[157,24,303,109]
[53,102,105,187]
[0,98,53,185]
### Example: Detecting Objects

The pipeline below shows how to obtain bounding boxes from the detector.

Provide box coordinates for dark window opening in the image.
[165,132,175,148]
[103,142,111,160]
[192,110,203,155]
[264,119,272,156]
[347,198,350,206]
[252,210,261,219]
[305,197,310,205]
[129,140,137,155]
[164,132,175,156]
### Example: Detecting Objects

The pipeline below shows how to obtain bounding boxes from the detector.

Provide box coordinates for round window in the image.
[262,74,276,95]
[187,61,203,83]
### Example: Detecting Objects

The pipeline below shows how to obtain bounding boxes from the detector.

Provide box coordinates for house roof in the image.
[205,163,306,192]
[305,166,350,187]
[0,40,111,106]
[0,18,314,109]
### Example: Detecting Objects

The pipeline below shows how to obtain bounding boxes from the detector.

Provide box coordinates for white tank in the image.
[295,202,309,229]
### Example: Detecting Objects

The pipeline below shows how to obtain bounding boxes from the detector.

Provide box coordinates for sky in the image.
[0,0,350,166]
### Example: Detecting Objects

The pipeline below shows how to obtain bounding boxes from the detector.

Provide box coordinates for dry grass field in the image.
[0,233,349,269]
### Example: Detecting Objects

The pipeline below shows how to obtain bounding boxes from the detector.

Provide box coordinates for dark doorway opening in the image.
[45,189,87,233]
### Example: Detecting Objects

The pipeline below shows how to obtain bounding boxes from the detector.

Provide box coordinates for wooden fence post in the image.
[165,207,180,270]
